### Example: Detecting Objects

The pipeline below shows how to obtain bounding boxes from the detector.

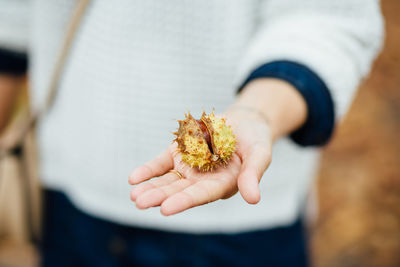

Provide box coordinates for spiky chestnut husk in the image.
[173,111,236,171]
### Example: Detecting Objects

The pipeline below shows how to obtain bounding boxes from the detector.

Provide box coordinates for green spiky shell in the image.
[174,111,236,171]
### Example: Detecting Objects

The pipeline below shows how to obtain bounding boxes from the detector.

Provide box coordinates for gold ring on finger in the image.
[168,170,185,179]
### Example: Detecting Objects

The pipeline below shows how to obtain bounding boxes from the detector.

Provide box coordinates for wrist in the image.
[237,61,335,146]
[225,105,279,142]
[226,105,269,124]
[231,78,307,140]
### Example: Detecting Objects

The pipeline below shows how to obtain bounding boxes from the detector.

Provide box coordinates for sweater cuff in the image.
[237,60,335,147]
[0,47,28,75]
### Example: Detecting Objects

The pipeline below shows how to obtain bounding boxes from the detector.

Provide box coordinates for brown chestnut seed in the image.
[196,119,213,154]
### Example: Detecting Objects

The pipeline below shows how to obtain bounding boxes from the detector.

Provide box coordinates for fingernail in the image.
[129,169,140,184]
[136,199,148,210]
[128,175,136,185]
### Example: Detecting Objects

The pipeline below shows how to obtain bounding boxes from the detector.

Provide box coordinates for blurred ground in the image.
[311,0,400,266]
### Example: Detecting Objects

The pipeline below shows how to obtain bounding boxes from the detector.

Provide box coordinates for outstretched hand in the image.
[129,110,273,216]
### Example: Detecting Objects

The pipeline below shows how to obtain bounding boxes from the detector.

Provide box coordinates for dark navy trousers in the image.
[41,190,308,267]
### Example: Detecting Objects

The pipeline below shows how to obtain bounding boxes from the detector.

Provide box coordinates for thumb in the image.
[237,146,271,204]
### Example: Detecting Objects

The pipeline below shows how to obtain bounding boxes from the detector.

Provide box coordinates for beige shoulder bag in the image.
[0,0,91,245]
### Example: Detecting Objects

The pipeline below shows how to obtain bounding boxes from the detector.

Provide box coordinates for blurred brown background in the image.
[311,0,400,266]
[0,0,399,266]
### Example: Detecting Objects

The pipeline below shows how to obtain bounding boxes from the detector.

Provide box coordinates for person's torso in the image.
[30,0,318,233]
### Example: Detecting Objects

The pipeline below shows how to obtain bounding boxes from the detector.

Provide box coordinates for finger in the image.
[237,146,271,204]
[130,172,178,201]
[129,148,173,185]
[135,178,193,209]
[160,179,227,216]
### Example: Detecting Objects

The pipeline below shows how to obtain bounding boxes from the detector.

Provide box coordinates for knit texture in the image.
[0,0,383,233]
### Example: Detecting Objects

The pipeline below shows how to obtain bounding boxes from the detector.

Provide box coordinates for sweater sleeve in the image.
[0,0,30,74]
[238,60,335,146]
[235,0,384,126]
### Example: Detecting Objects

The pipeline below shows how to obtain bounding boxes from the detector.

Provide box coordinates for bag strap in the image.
[0,0,91,155]
[42,0,91,114]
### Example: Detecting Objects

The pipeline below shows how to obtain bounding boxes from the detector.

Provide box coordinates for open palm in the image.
[129,113,273,216]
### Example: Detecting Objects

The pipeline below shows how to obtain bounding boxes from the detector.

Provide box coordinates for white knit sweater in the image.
[0,0,383,233]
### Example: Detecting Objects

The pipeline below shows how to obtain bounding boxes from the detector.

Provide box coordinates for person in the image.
[0,0,383,266]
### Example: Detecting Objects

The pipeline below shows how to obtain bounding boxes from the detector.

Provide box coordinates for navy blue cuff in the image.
[0,47,28,75]
[237,60,335,146]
